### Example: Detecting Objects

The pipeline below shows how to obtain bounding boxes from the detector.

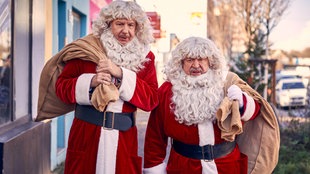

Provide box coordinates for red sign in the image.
[146,12,161,39]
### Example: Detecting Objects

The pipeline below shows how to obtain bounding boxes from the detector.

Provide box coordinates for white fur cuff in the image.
[143,163,167,174]
[241,92,255,121]
[119,67,136,101]
[75,73,95,105]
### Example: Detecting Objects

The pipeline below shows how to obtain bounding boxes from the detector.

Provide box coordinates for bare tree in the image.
[232,0,265,58]
[260,0,291,58]
[221,0,291,59]
[207,0,236,59]
[208,0,291,99]
[231,0,290,98]
[207,0,291,68]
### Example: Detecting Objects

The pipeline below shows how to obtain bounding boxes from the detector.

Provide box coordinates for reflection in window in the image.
[0,0,11,124]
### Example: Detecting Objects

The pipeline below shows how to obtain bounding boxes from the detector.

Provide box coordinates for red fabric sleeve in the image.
[129,52,159,111]
[55,59,96,104]
[250,101,261,120]
[143,83,169,168]
[241,94,261,121]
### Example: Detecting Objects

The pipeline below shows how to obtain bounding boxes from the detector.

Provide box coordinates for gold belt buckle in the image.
[103,112,115,130]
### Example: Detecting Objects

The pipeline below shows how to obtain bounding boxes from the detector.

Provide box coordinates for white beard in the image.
[170,70,225,125]
[100,30,150,72]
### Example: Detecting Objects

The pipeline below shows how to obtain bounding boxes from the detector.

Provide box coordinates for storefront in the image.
[0,0,90,173]
[0,0,50,173]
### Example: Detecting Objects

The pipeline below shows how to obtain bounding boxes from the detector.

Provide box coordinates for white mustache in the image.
[190,67,203,73]
[119,33,129,38]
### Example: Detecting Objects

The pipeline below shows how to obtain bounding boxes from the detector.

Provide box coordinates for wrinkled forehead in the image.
[113,18,136,24]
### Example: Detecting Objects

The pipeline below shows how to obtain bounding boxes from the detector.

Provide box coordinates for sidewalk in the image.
[52,110,151,174]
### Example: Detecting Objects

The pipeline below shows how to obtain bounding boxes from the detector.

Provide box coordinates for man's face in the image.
[182,57,210,76]
[110,18,137,45]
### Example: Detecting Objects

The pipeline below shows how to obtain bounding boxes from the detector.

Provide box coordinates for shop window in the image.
[0,0,12,125]
[72,11,81,40]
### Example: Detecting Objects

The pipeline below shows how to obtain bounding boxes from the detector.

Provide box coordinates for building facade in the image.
[0,0,105,173]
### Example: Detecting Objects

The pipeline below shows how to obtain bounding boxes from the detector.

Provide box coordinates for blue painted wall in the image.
[50,0,89,170]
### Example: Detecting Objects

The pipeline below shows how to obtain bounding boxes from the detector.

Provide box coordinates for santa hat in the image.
[164,37,228,81]
[92,0,154,46]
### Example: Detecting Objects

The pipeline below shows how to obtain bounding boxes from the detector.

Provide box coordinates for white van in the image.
[275,78,308,108]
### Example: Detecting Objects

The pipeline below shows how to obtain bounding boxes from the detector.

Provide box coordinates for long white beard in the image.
[170,70,225,125]
[100,30,150,72]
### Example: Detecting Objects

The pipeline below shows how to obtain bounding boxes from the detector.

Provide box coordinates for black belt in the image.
[172,139,236,161]
[75,104,135,131]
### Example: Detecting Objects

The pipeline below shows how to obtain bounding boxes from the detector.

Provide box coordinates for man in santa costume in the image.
[49,1,158,173]
[143,37,279,174]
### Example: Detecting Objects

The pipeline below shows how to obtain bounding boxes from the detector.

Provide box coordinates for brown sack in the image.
[216,98,243,142]
[220,72,280,174]
[91,83,119,112]
[36,34,119,121]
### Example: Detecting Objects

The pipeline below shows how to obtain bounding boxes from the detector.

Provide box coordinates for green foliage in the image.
[230,30,268,96]
[230,58,266,95]
[273,120,310,174]
[244,32,266,59]
[230,59,250,82]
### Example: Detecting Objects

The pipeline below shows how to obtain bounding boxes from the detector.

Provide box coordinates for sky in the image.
[137,0,310,52]
[270,0,310,52]
[137,0,207,39]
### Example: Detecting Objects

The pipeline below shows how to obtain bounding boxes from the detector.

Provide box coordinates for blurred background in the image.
[0,0,309,173]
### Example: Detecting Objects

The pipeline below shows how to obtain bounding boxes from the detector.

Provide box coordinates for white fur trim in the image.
[106,99,124,112]
[119,67,136,101]
[143,162,167,174]
[96,128,119,174]
[198,121,215,146]
[241,92,255,121]
[201,162,218,174]
[75,73,95,105]
[198,121,218,174]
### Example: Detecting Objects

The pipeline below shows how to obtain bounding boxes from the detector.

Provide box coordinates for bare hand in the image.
[90,72,112,87]
[96,59,122,79]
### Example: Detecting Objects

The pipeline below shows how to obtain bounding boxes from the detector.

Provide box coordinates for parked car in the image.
[276,74,301,84]
[275,78,308,108]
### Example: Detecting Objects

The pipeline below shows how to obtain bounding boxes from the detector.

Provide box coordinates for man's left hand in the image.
[97,59,122,79]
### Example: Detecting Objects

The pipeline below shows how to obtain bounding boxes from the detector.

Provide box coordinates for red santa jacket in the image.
[143,81,260,174]
[56,51,158,174]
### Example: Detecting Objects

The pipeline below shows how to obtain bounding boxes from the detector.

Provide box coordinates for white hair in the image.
[92,0,154,45]
[164,37,228,81]
[164,37,228,125]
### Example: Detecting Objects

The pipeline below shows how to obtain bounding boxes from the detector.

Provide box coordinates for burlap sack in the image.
[36,34,119,121]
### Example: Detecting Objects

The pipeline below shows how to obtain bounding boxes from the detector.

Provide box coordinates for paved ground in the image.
[52,110,151,174]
